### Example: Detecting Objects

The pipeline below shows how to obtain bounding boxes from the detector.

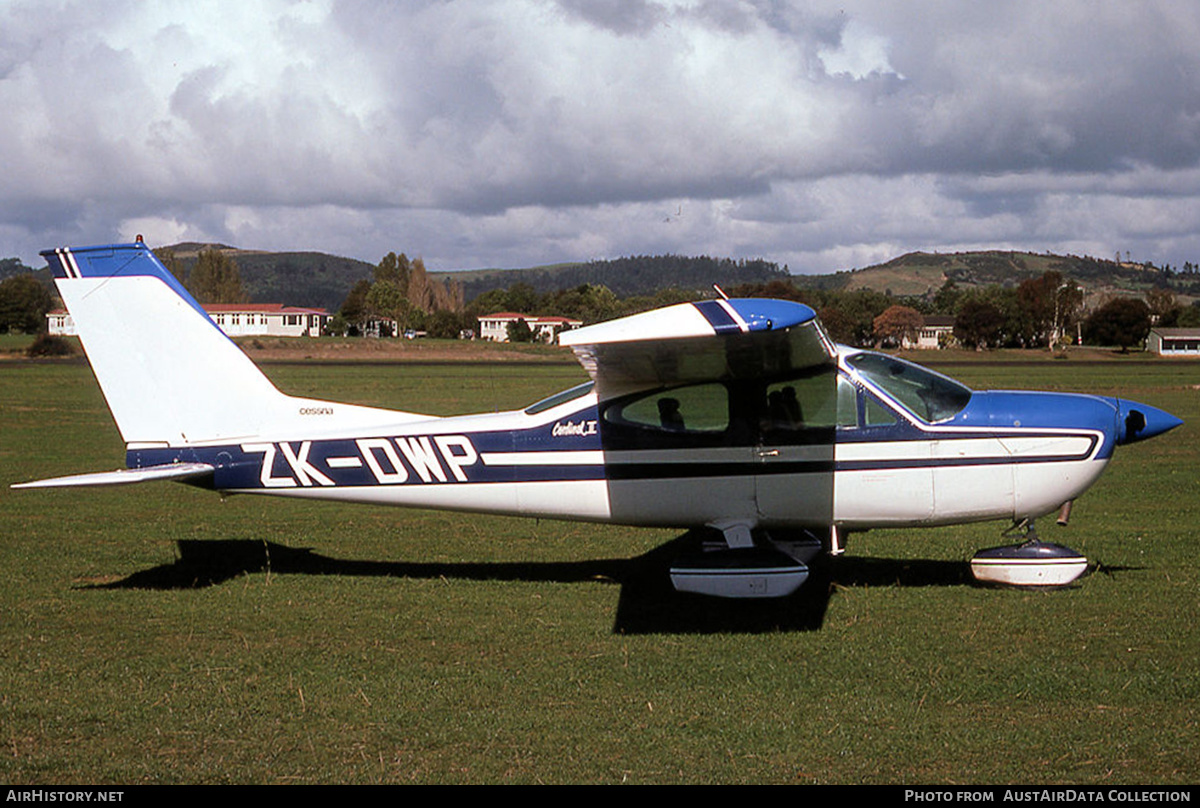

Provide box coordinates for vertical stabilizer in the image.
[45,243,297,446]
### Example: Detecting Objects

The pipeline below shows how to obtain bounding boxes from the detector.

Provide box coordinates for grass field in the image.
[1,356,1197,784]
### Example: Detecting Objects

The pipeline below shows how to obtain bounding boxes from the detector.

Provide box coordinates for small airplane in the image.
[14,242,1183,597]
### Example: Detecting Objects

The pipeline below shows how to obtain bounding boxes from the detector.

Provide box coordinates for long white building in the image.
[477,312,582,343]
[49,303,329,338]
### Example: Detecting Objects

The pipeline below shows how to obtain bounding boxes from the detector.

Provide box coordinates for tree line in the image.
[1,246,1197,353]
[729,270,1191,351]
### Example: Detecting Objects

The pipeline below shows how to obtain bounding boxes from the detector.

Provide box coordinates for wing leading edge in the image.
[560,298,836,394]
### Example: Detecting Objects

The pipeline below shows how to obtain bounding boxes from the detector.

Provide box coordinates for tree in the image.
[375,252,410,291]
[322,312,350,337]
[1053,283,1085,346]
[187,249,247,304]
[406,257,435,313]
[816,305,855,344]
[506,318,534,342]
[932,280,962,315]
[339,279,372,335]
[1083,298,1152,352]
[154,248,186,285]
[954,299,1006,350]
[1177,304,1200,328]
[467,288,513,319]
[872,305,923,348]
[1016,271,1063,347]
[427,309,469,339]
[504,282,540,316]
[823,289,891,347]
[26,333,74,357]
[1145,287,1181,327]
[366,279,414,335]
[0,274,53,333]
[0,257,35,281]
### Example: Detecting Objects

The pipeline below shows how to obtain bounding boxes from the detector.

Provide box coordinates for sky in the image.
[3,0,1200,277]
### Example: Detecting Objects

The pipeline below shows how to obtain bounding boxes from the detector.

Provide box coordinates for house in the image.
[914,315,956,349]
[477,312,583,343]
[48,303,330,338]
[46,309,76,335]
[1148,328,1200,356]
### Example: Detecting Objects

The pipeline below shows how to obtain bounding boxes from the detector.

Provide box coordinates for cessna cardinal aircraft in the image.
[14,242,1183,597]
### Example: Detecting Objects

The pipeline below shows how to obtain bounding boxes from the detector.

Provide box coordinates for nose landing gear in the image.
[969,518,1088,587]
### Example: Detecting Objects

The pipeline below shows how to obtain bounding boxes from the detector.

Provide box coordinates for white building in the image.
[1148,328,1200,355]
[46,310,76,335]
[477,312,583,343]
[48,303,330,339]
[914,315,956,349]
[205,304,329,337]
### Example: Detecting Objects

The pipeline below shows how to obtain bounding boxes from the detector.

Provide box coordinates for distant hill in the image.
[144,244,1195,314]
[0,257,55,297]
[441,255,792,300]
[0,257,40,281]
[794,250,1192,299]
[162,244,375,312]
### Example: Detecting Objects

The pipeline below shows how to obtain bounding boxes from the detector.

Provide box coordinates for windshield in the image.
[846,353,971,423]
[524,381,595,415]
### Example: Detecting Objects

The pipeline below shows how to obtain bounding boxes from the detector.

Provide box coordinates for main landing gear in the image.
[668,522,824,599]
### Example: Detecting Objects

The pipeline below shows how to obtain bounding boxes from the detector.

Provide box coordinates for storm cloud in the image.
[2,0,1199,274]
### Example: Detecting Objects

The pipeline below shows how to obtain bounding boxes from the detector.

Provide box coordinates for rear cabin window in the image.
[605,382,729,434]
[525,381,595,415]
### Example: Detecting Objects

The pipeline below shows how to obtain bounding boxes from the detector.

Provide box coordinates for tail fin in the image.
[44,243,418,448]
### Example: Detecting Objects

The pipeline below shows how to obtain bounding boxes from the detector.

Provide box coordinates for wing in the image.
[11,462,215,489]
[559,298,836,395]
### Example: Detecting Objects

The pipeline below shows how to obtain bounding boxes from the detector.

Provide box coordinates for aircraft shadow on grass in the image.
[82,536,1136,634]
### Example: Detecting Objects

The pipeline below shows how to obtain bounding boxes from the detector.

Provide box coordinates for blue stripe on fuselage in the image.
[129,425,1102,491]
[128,406,608,490]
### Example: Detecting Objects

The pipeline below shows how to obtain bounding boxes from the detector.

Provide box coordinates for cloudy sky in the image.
[3,0,1199,277]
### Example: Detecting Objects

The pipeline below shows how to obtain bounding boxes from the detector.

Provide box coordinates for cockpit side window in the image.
[845,353,971,423]
[864,393,898,427]
[834,376,897,430]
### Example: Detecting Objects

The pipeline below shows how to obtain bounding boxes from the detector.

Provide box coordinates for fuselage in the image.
[23,243,1182,572]
[129,347,1173,532]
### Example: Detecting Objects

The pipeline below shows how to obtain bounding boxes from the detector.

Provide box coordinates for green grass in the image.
[0,333,36,355]
[1,359,1197,784]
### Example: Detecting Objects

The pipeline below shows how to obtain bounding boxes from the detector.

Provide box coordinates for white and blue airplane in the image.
[14,242,1183,596]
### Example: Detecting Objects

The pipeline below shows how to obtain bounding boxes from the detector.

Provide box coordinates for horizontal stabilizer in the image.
[11,462,214,489]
